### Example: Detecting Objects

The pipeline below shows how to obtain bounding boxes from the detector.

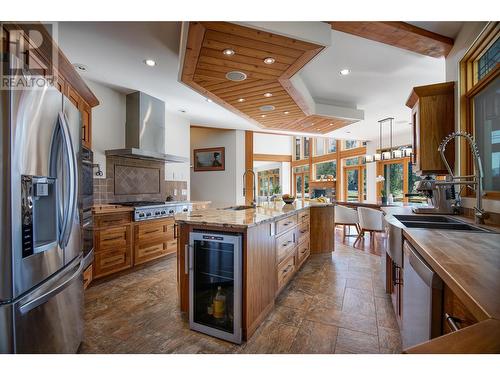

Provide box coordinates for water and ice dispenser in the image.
[21,175,58,258]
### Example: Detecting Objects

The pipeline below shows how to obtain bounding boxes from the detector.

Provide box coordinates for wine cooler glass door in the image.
[189,232,242,344]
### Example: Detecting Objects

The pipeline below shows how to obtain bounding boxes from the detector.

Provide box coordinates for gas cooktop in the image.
[111,201,192,221]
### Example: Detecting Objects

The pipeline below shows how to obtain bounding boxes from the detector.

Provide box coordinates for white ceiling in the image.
[58,21,454,142]
[299,29,446,141]
[407,21,464,39]
[58,22,258,131]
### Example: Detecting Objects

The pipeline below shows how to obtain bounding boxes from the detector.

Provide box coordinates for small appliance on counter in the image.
[412,176,458,214]
[187,231,242,344]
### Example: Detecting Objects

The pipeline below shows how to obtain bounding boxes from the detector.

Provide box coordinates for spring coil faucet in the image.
[438,131,488,224]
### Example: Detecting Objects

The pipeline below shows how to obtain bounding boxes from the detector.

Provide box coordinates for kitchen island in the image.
[174,200,335,341]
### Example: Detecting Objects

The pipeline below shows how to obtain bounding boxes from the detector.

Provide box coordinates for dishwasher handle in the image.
[405,241,442,289]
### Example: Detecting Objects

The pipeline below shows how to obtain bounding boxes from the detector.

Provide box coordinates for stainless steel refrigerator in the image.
[0,54,89,353]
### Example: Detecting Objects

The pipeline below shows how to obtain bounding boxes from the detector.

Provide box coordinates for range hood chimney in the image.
[106,91,188,163]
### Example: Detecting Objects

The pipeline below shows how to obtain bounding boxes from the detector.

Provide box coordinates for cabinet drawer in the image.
[277,253,296,293]
[276,214,297,235]
[95,212,131,228]
[135,220,170,244]
[276,229,296,264]
[297,240,310,266]
[166,239,177,255]
[134,241,169,265]
[298,209,310,223]
[96,225,130,252]
[94,247,132,278]
[297,221,310,243]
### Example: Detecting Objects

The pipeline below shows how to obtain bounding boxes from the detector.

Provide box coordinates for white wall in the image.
[253,133,292,155]
[165,112,191,198]
[190,127,245,208]
[444,22,500,214]
[87,80,190,196]
[86,79,126,178]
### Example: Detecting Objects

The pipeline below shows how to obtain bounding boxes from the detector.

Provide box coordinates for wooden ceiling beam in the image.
[328,21,454,58]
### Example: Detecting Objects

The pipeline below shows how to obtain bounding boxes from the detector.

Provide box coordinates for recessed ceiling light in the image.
[311,123,315,125]
[223,48,235,56]
[237,98,245,102]
[206,98,213,103]
[284,111,290,114]
[261,114,267,118]
[339,68,350,76]
[178,109,187,113]
[264,92,273,98]
[73,63,88,72]
[144,59,157,67]
[263,57,275,64]
[329,123,333,126]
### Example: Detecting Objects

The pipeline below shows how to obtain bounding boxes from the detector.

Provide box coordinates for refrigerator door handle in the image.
[59,112,78,248]
[19,258,84,314]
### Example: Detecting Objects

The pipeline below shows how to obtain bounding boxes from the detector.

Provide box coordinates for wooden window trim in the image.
[459,22,500,200]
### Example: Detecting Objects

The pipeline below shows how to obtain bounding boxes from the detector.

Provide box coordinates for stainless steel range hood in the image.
[106,91,189,163]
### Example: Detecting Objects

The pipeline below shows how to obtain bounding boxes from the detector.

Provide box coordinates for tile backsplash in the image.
[93,155,187,204]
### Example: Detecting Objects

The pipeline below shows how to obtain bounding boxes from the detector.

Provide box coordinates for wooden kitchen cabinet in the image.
[133,217,177,265]
[2,23,98,149]
[406,82,455,175]
[93,212,133,279]
[442,284,479,335]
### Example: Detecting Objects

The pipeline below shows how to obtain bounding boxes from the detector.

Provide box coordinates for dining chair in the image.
[334,205,360,239]
[355,207,385,245]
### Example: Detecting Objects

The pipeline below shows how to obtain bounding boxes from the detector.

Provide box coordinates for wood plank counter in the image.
[382,206,500,353]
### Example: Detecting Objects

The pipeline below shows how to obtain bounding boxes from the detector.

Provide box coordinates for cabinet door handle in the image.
[144,229,158,235]
[174,223,178,239]
[444,313,461,332]
[184,244,189,274]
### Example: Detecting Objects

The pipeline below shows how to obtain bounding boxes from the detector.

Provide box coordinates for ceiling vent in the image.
[225,71,247,82]
[259,105,275,111]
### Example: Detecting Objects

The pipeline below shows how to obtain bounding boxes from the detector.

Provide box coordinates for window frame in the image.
[460,22,500,199]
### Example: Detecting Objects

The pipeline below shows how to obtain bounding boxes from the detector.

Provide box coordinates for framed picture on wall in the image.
[193,147,225,172]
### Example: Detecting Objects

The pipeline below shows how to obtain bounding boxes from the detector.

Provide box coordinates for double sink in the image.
[393,215,491,232]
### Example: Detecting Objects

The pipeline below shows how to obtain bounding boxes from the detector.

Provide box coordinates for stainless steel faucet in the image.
[242,169,257,207]
[438,131,489,224]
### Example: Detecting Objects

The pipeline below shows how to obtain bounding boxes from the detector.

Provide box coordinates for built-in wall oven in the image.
[188,231,242,344]
[80,147,94,260]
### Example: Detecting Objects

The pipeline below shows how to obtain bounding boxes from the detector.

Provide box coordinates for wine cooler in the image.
[188,231,242,344]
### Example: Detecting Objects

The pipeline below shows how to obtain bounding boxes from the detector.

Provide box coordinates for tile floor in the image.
[80,241,401,354]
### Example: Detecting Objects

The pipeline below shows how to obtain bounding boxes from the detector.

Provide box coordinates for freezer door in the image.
[13,256,84,353]
[10,62,65,299]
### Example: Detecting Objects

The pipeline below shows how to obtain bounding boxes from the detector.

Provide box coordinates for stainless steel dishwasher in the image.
[402,240,443,349]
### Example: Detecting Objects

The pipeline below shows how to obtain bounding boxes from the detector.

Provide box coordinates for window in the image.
[315,138,325,156]
[474,75,500,191]
[345,156,360,166]
[314,138,337,156]
[294,137,301,160]
[327,139,337,153]
[344,140,361,150]
[304,137,310,158]
[314,160,337,180]
[460,23,500,198]
[383,163,405,202]
[258,168,280,197]
[477,37,499,81]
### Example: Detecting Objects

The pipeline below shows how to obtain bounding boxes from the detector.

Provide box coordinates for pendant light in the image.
[402,122,413,157]
[381,118,394,160]
[373,120,383,161]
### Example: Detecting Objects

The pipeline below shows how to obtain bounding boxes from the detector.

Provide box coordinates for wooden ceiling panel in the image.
[181,22,359,134]
[328,21,454,58]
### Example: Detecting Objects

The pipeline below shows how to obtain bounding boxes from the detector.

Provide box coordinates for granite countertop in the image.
[174,200,333,228]
[382,206,500,353]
